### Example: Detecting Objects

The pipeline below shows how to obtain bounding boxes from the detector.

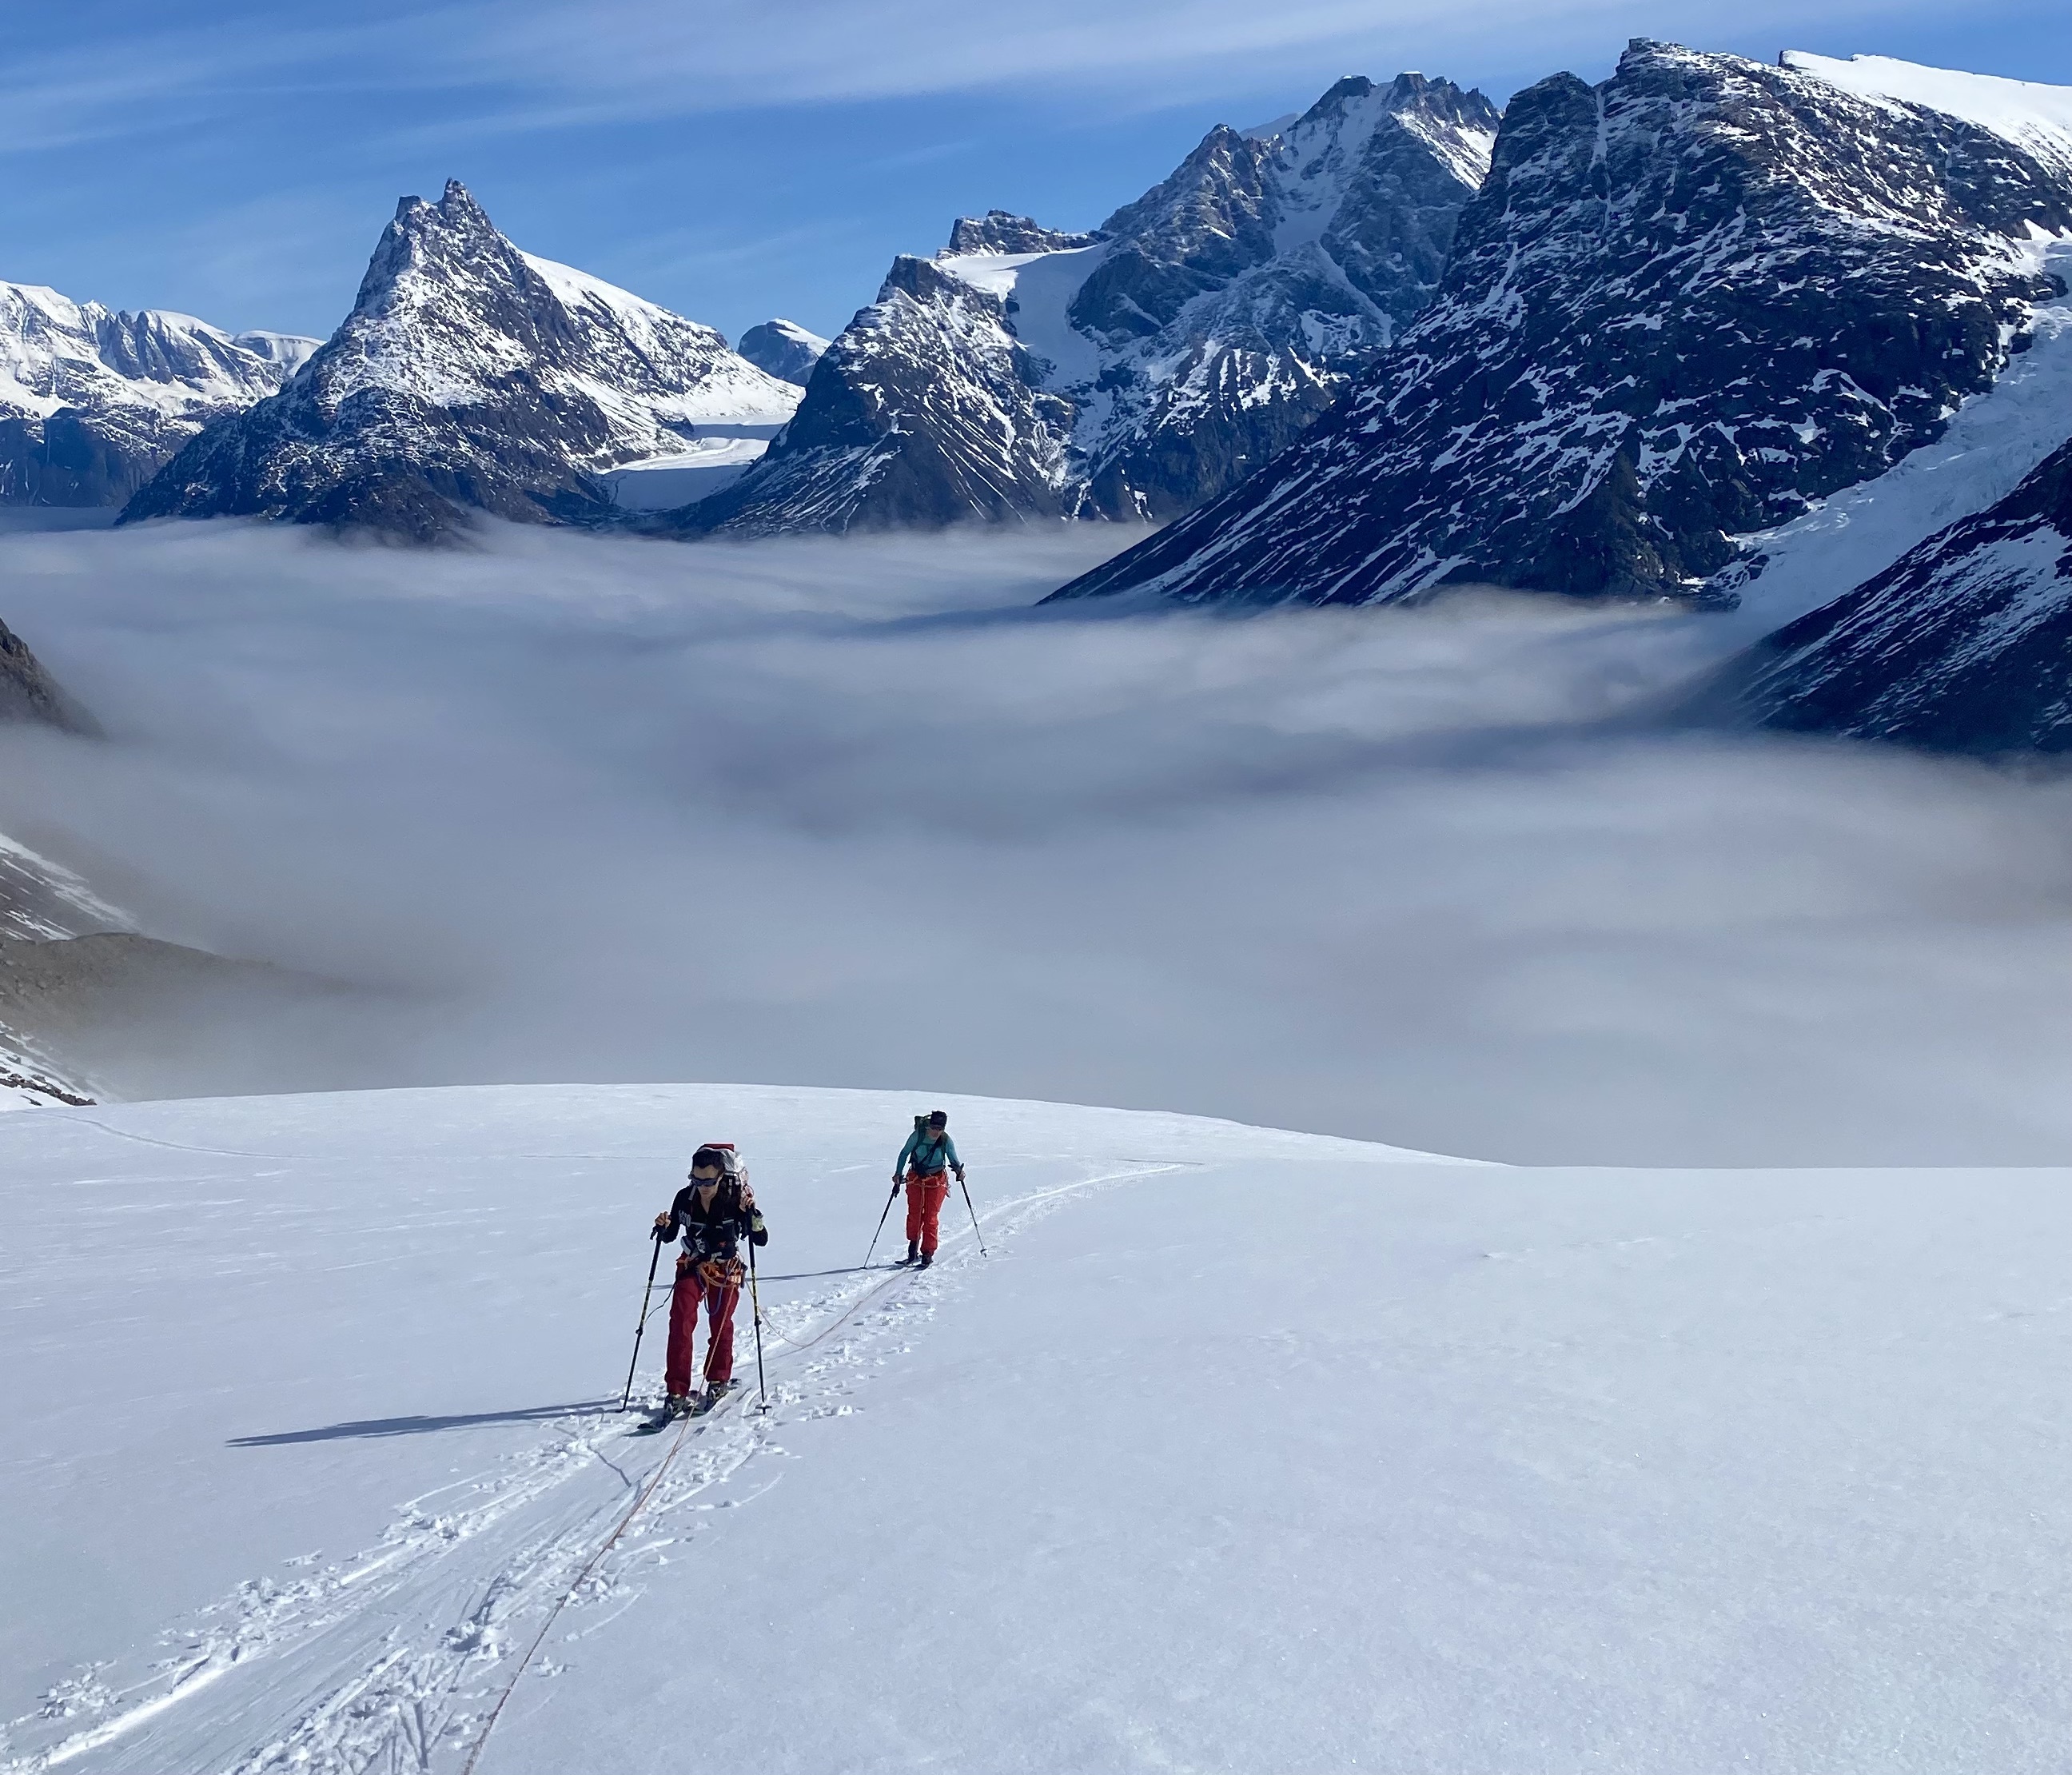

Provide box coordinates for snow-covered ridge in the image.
[684,70,1500,537]
[1052,40,2072,610]
[123,181,799,536]
[0,283,316,421]
[1786,51,2072,183]
[0,282,318,505]
[518,252,800,429]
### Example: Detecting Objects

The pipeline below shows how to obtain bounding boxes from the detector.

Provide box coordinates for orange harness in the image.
[679,1251,745,1288]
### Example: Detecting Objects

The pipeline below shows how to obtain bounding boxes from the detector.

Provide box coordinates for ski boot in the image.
[640,1393,691,1431]
[903,1239,919,1265]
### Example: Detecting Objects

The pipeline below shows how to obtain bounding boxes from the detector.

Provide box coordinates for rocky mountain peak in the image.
[943,212,1103,257]
[123,181,796,538]
[735,318,831,386]
[0,283,317,506]
[680,66,1499,537]
[1050,41,2072,608]
[357,181,507,304]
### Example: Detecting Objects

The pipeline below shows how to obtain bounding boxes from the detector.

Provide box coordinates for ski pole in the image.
[863,1179,903,1266]
[746,1237,769,1414]
[619,1227,667,1412]
[957,1171,988,1258]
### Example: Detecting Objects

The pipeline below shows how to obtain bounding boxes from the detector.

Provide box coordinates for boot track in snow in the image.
[2,1160,1179,1775]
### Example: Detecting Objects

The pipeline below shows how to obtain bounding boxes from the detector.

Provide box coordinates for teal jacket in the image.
[898,1129,961,1176]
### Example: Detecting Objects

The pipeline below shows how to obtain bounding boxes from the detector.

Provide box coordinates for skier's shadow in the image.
[229,1399,615,1446]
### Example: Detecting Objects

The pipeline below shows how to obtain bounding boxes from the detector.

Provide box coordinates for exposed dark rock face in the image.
[946,213,1103,256]
[121,182,797,540]
[0,285,314,507]
[0,618,96,734]
[684,254,1081,533]
[678,73,1498,537]
[1676,434,2072,752]
[0,932,373,1103]
[1050,41,2072,608]
[735,318,832,386]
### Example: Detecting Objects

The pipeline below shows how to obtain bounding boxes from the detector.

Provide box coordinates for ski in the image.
[691,1379,739,1416]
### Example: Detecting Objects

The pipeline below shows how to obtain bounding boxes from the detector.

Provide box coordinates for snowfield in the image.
[4,1083,2069,1773]
[1719,237,2072,625]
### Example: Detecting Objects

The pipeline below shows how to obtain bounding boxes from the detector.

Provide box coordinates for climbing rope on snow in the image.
[460,1161,1177,1770]
[456,1405,699,1775]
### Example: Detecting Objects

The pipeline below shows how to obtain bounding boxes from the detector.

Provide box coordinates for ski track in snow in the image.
[0,1161,1179,1775]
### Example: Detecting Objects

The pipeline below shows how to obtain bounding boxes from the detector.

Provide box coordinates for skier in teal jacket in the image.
[895,1109,963,1267]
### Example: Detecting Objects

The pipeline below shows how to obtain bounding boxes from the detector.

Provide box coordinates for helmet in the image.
[689,1143,741,1179]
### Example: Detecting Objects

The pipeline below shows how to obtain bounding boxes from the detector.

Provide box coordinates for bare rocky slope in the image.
[675,73,1500,536]
[1048,42,2072,610]
[1675,429,2072,752]
[122,182,799,540]
[0,618,96,734]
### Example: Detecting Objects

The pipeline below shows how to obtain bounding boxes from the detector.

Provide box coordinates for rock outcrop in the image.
[1049,43,2072,608]
[1676,432,2072,752]
[0,283,314,506]
[676,73,1499,536]
[122,182,799,540]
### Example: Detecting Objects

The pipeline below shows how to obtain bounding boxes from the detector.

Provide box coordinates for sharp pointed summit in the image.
[672,71,1499,539]
[1049,42,2072,609]
[122,181,800,540]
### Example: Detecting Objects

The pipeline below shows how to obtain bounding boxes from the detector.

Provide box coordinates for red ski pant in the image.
[904,1171,950,1255]
[665,1262,740,1394]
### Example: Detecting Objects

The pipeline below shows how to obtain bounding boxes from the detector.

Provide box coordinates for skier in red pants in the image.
[651,1143,767,1418]
[895,1110,963,1268]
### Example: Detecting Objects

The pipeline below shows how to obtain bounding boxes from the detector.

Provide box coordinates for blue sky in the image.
[8,0,2069,347]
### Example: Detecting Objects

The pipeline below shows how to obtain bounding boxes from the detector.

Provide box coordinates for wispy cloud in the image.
[0,0,1957,158]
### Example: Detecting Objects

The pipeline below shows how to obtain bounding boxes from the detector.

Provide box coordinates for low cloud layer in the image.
[2,517,2069,1166]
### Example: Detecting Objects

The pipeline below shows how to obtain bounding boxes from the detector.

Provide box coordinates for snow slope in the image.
[1052,41,2072,609]
[0,832,127,1106]
[0,284,317,506]
[123,183,799,539]
[1715,238,2072,622]
[687,74,1498,536]
[4,1083,2068,1773]
[1786,51,2072,183]
[1678,428,2072,751]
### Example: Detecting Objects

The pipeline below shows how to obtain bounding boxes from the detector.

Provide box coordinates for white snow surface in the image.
[4,1081,2067,1773]
[516,253,800,430]
[756,317,831,353]
[1786,51,2072,182]
[0,282,313,426]
[1723,238,2072,623]
[604,437,770,509]
[934,243,1109,389]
